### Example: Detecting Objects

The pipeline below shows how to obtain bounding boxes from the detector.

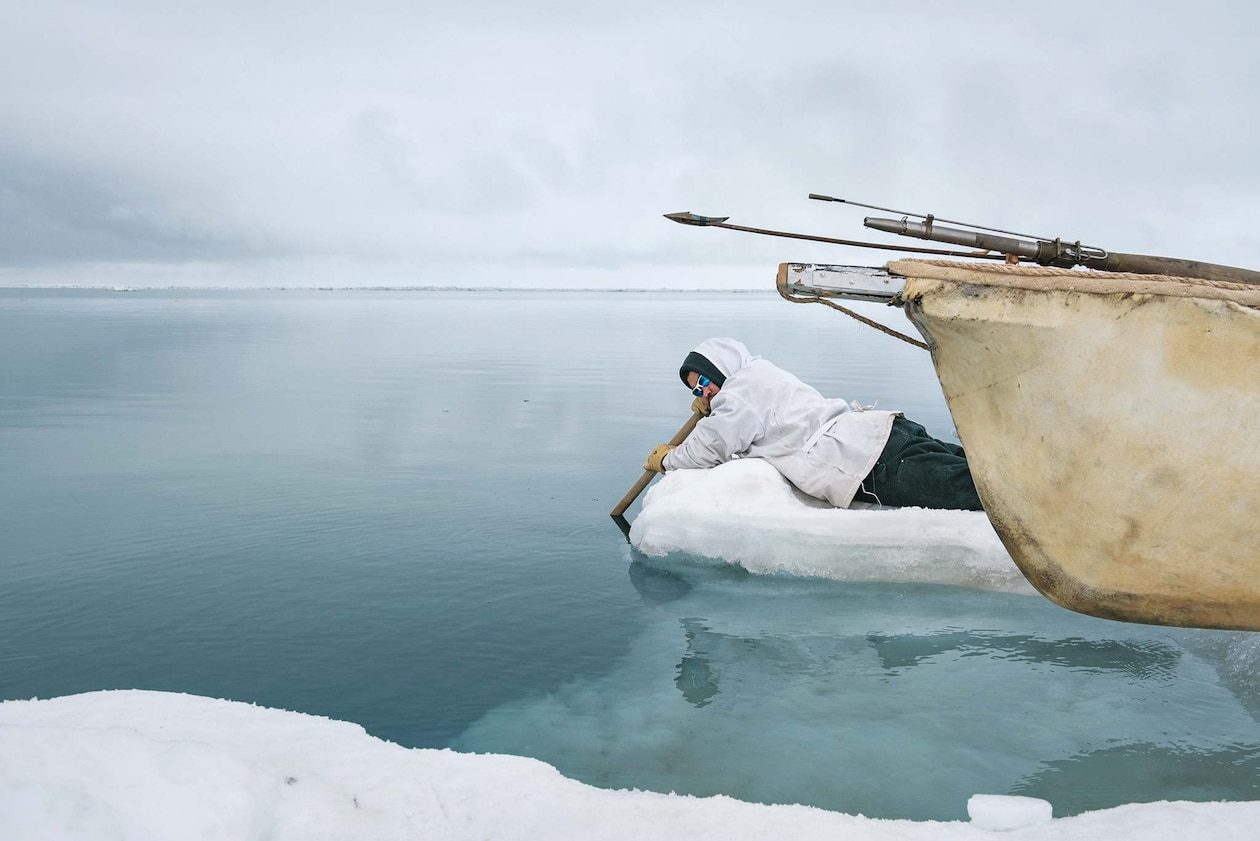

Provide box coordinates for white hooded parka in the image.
[663,338,899,508]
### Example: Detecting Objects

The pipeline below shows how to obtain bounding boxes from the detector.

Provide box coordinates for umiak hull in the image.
[891,259,1260,630]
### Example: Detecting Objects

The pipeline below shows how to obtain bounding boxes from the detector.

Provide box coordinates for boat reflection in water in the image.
[590,549,1260,820]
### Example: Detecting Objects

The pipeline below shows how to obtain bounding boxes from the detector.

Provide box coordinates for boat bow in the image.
[890,260,1260,630]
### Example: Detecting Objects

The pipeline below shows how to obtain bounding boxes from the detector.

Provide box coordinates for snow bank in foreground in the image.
[2,690,1257,841]
[630,459,1034,594]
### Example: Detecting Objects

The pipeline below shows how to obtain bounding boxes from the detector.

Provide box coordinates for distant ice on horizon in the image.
[630,459,1034,595]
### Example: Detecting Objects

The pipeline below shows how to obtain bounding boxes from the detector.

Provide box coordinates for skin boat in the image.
[779,259,1260,631]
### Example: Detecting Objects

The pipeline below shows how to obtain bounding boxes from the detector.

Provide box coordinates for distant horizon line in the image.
[0,285,777,293]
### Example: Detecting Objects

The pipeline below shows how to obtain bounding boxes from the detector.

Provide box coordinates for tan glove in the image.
[691,396,711,417]
[644,443,675,474]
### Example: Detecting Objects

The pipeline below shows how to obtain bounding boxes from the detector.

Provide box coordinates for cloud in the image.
[2,0,1259,285]
[0,151,273,266]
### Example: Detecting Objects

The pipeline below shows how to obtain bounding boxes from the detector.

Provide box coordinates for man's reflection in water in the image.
[676,619,719,708]
[626,561,719,708]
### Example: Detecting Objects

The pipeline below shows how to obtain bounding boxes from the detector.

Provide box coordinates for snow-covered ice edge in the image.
[3,690,1258,841]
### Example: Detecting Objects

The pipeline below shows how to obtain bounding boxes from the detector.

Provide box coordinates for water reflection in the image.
[455,552,1260,819]
[627,560,692,606]
[676,620,720,708]
[868,631,1182,679]
[1014,742,1260,809]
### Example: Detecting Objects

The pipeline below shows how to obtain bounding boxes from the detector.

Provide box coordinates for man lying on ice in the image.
[644,337,983,511]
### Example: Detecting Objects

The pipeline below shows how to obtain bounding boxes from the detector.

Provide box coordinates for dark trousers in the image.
[854,417,983,511]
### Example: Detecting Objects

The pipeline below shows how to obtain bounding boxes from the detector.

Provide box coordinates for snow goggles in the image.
[689,375,711,397]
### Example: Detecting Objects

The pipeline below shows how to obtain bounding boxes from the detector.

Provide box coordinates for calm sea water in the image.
[2,287,1258,820]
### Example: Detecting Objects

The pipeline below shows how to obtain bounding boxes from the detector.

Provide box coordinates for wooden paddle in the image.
[610,409,704,518]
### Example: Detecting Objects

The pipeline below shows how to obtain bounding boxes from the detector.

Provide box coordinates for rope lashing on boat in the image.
[776,283,929,350]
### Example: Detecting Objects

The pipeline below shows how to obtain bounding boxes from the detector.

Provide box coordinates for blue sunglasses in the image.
[689,375,710,397]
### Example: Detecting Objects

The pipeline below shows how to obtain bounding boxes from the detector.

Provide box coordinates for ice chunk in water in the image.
[631,459,1034,594]
[967,794,1053,830]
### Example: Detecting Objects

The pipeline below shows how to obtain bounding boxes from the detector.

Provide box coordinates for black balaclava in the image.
[678,351,726,390]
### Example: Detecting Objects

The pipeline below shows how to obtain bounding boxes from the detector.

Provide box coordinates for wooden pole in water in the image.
[610,410,704,518]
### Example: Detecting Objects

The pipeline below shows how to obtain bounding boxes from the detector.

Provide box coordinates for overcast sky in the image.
[2,0,1257,288]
